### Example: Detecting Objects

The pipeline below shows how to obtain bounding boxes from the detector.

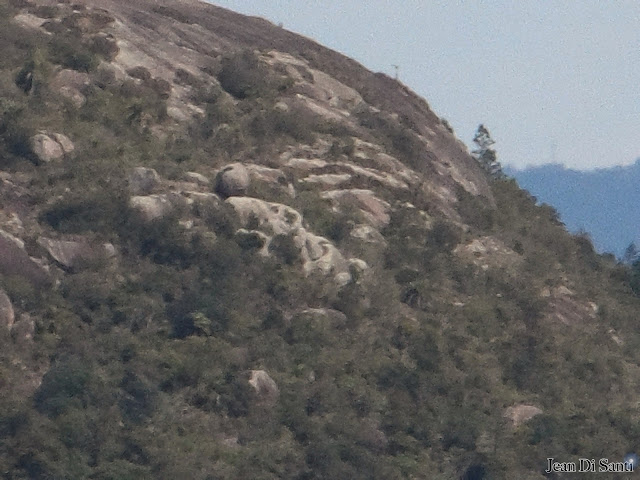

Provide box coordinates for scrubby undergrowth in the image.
[0,2,639,480]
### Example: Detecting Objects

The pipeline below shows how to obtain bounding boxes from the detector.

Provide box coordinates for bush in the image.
[49,35,100,72]
[35,358,91,417]
[427,220,461,252]
[119,371,157,423]
[0,98,34,164]
[40,191,128,234]
[269,233,300,266]
[218,50,290,100]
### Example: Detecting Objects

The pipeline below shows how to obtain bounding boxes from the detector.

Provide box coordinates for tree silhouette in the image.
[472,124,504,179]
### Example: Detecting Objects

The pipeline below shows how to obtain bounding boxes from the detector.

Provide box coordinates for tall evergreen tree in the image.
[472,124,504,179]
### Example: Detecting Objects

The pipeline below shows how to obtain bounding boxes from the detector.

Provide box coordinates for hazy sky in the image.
[207,1,639,170]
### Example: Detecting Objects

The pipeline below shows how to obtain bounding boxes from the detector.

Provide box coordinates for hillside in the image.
[507,161,640,257]
[1,1,640,479]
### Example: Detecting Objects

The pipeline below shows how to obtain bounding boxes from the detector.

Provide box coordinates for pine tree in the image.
[472,124,504,179]
[623,242,639,265]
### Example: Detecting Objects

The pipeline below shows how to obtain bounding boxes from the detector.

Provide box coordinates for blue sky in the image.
[207,1,639,170]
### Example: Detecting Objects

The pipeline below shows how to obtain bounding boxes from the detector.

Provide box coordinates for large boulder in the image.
[248,370,279,404]
[129,194,183,222]
[52,134,75,155]
[0,229,50,286]
[31,133,74,163]
[215,163,250,197]
[37,237,116,270]
[227,197,354,284]
[504,404,543,427]
[31,134,64,163]
[294,229,348,278]
[183,171,210,186]
[128,167,161,195]
[226,197,302,235]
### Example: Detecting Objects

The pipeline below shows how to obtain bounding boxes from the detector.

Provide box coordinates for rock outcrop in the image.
[248,369,279,404]
[215,163,250,197]
[128,167,161,195]
[129,193,186,222]
[31,133,74,163]
[226,197,357,283]
[322,189,391,228]
[37,237,116,270]
[504,404,543,427]
[0,229,50,286]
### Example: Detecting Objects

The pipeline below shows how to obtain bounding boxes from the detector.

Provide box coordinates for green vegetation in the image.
[0,2,639,479]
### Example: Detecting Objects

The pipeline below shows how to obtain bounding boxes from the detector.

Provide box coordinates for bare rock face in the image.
[129,194,180,222]
[454,236,522,271]
[351,224,387,244]
[215,163,250,197]
[322,189,391,228]
[37,237,116,270]
[504,404,543,427]
[248,370,279,404]
[226,197,359,284]
[0,229,50,286]
[128,167,161,195]
[183,171,210,186]
[294,230,348,278]
[297,308,347,327]
[226,197,302,235]
[52,133,75,155]
[0,289,15,330]
[32,134,63,162]
[245,165,294,197]
[541,286,599,326]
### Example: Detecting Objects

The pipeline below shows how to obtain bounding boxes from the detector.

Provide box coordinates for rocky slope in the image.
[1,1,640,479]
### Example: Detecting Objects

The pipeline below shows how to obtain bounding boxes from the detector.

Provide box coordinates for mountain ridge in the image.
[0,1,639,478]
[507,159,640,256]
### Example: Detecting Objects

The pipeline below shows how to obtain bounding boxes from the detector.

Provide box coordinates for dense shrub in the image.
[218,50,291,99]
[35,358,91,417]
[40,191,128,234]
[49,35,100,72]
[119,371,157,423]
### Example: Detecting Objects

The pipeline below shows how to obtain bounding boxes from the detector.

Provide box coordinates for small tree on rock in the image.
[472,124,504,179]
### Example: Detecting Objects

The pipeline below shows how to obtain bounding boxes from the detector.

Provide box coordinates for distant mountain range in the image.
[506,160,640,257]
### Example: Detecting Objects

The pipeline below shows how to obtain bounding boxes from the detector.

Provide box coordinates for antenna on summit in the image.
[392,64,399,80]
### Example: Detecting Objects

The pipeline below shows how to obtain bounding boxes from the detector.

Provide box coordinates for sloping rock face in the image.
[37,237,116,270]
[226,197,354,283]
[31,133,74,163]
[67,0,492,212]
[248,370,279,404]
[128,167,161,195]
[3,2,640,479]
[504,405,543,427]
[0,229,50,286]
[215,163,250,197]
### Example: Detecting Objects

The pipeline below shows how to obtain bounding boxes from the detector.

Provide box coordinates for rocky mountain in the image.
[1,1,640,478]
[507,161,640,258]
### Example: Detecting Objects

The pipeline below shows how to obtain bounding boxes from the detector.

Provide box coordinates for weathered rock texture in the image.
[504,405,543,427]
[0,229,50,286]
[31,133,74,163]
[248,369,279,404]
